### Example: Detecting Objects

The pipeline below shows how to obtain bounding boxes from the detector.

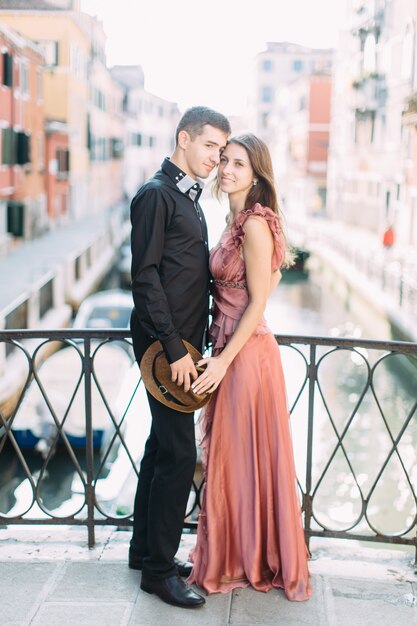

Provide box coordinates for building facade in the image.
[84,13,124,215]
[0,23,46,247]
[249,41,333,222]
[0,0,125,220]
[251,41,333,147]
[274,72,332,221]
[326,0,417,247]
[45,120,69,223]
[111,65,180,199]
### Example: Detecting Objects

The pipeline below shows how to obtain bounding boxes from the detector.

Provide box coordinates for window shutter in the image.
[2,53,13,87]
[7,201,25,237]
[17,132,30,165]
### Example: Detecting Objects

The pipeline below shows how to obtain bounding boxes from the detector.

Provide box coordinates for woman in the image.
[188,134,311,601]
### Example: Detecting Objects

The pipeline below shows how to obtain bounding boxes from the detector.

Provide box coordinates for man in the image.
[129,106,230,608]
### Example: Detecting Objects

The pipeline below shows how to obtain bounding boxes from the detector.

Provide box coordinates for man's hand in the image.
[170,352,198,392]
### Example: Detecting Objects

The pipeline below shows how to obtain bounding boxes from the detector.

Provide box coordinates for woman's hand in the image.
[191,355,229,395]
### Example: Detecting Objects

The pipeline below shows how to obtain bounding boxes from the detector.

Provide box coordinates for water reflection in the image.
[0,439,98,518]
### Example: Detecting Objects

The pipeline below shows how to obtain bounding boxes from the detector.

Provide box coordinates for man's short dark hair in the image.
[175,106,231,144]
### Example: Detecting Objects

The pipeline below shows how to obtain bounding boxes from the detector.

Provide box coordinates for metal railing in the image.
[0,329,416,563]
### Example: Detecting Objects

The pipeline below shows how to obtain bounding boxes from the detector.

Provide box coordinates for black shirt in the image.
[130,158,210,363]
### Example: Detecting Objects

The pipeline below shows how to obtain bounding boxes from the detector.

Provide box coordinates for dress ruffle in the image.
[210,308,270,353]
[231,203,285,271]
[207,203,284,353]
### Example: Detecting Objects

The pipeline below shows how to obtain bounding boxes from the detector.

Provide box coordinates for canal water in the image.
[0,198,415,550]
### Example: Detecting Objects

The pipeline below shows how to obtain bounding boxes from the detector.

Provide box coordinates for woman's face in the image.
[217,142,255,200]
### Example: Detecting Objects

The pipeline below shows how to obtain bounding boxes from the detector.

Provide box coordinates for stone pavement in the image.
[0,526,416,626]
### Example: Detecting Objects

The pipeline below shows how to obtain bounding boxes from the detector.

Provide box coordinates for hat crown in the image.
[140,340,210,413]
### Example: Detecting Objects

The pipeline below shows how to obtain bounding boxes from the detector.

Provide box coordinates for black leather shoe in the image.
[140,573,205,608]
[129,548,193,577]
[173,558,193,577]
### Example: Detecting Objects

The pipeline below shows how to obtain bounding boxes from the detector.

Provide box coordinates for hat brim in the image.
[140,340,211,413]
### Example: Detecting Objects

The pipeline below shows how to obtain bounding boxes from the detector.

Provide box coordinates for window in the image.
[111,137,123,159]
[130,133,142,146]
[385,190,391,218]
[401,26,414,81]
[93,88,106,111]
[354,110,375,145]
[20,62,29,95]
[16,131,30,165]
[38,41,58,66]
[56,148,70,177]
[299,96,306,111]
[70,43,85,78]
[363,33,376,73]
[87,114,92,151]
[262,59,273,71]
[2,52,13,87]
[7,201,25,238]
[2,128,30,166]
[37,68,43,100]
[2,127,16,165]
[38,133,44,169]
[293,59,303,72]
[318,187,327,210]
[261,85,273,103]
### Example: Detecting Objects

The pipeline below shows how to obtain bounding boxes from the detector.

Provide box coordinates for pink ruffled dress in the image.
[188,204,311,601]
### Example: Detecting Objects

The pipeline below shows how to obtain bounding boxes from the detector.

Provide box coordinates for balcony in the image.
[0,328,415,565]
[352,72,387,112]
[351,4,385,40]
[402,93,417,127]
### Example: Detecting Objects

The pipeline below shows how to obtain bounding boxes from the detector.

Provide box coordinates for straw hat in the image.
[140,340,211,413]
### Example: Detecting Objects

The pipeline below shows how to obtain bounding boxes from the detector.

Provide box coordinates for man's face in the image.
[180,125,229,180]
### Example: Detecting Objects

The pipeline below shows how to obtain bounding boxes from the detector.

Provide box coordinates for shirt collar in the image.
[162,157,203,202]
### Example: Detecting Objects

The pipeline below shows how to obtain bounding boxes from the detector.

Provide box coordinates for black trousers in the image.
[130,388,197,579]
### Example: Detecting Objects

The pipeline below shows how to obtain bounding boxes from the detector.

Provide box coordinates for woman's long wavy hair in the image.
[214,133,294,267]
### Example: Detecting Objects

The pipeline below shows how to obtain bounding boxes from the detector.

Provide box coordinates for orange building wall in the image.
[13,48,45,202]
[0,33,45,201]
[309,77,332,124]
[0,34,19,196]
[308,130,330,163]
[307,77,332,167]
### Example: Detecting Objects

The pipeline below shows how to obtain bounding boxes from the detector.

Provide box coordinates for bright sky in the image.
[81,0,346,115]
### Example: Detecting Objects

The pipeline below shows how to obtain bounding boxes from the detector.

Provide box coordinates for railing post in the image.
[83,337,95,548]
[304,343,317,550]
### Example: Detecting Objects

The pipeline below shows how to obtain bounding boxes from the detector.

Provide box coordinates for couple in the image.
[129,106,311,609]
